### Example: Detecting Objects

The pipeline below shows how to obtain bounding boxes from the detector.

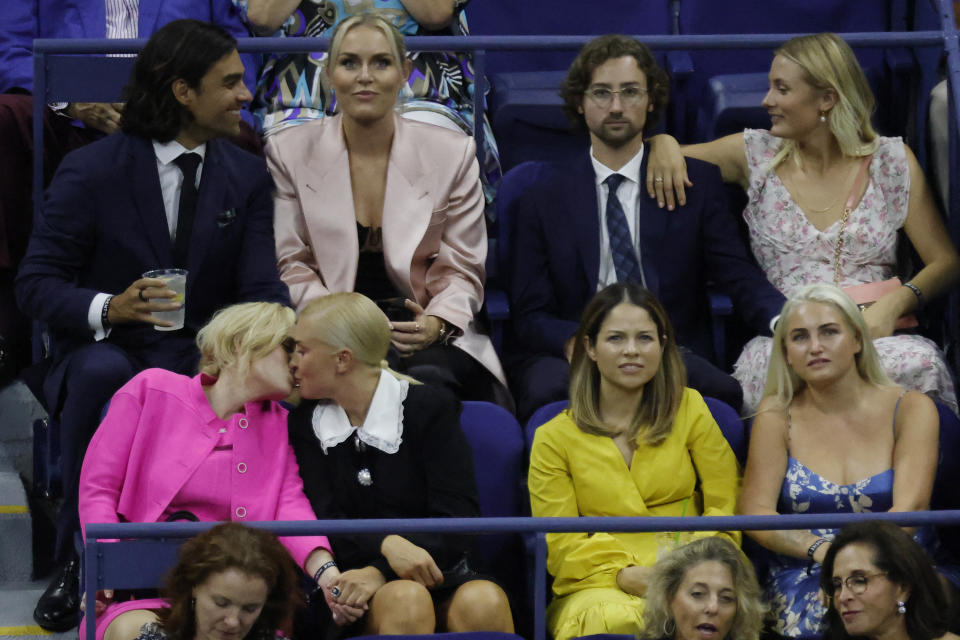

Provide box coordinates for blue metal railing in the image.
[86,510,960,640]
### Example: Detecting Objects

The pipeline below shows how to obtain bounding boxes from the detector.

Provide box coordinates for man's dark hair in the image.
[560,34,669,135]
[121,19,238,142]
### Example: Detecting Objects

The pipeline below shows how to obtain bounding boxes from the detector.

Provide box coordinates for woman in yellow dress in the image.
[528,283,741,640]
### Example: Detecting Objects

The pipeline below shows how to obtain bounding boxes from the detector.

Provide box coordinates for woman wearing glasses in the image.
[739,284,956,638]
[820,520,958,640]
[77,302,335,640]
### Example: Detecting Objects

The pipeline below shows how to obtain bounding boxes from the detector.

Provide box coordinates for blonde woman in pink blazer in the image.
[265,13,509,407]
[78,302,336,640]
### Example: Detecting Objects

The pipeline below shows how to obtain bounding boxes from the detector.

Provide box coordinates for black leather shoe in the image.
[33,557,81,632]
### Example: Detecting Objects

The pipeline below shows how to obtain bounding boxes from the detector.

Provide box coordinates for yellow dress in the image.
[528,388,741,640]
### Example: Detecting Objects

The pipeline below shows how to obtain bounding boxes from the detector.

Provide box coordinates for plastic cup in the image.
[142,269,187,331]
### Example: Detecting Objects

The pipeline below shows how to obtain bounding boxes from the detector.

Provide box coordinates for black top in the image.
[355,222,404,303]
[288,384,479,580]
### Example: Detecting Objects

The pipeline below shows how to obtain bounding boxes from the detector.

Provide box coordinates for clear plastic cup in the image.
[142,268,187,331]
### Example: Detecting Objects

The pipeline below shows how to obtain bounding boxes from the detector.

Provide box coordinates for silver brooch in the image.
[357,468,373,486]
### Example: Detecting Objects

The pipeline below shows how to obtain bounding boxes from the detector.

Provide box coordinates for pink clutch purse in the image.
[842,278,919,330]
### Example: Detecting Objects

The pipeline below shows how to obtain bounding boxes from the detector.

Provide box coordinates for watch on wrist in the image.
[48,102,71,118]
[101,295,114,330]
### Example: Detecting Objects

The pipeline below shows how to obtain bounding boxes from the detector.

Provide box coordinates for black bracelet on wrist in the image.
[806,537,829,575]
[903,282,924,310]
[101,295,114,330]
[313,560,338,584]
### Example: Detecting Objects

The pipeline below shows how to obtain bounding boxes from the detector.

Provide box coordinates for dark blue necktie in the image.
[172,152,202,267]
[604,173,643,283]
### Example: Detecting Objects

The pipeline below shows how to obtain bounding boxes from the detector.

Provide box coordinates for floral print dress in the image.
[763,396,957,638]
[732,129,957,415]
[232,0,500,203]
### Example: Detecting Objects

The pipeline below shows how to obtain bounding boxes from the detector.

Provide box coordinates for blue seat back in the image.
[459,401,528,621]
[674,0,902,141]
[467,0,673,74]
[524,397,745,465]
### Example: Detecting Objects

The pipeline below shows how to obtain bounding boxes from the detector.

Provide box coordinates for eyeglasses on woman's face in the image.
[827,572,887,598]
[584,85,648,108]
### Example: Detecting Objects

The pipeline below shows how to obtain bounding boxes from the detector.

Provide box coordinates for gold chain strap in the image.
[831,155,873,286]
[832,205,852,286]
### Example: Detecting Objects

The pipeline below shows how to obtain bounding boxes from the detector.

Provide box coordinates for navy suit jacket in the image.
[0,0,257,95]
[509,151,785,363]
[16,131,289,359]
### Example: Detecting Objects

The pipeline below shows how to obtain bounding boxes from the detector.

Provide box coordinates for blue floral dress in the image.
[232,0,500,203]
[763,457,895,638]
[763,395,957,638]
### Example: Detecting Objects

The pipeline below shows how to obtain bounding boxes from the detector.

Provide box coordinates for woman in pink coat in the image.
[78,302,335,640]
[265,14,509,408]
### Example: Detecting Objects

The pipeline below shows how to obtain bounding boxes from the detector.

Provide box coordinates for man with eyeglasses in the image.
[506,34,784,420]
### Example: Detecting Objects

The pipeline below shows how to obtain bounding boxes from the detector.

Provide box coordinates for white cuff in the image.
[88,292,113,341]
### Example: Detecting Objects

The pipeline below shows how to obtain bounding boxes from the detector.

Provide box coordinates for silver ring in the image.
[138,288,148,302]
[654,176,664,183]
[331,586,341,598]
[415,323,421,332]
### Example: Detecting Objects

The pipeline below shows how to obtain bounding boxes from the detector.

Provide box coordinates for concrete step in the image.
[0,581,77,640]
[0,470,32,583]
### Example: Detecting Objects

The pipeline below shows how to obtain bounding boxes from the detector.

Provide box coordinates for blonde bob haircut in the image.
[327,12,408,74]
[770,33,880,170]
[642,536,764,640]
[298,292,420,384]
[196,302,295,377]
[569,283,685,446]
[763,283,891,409]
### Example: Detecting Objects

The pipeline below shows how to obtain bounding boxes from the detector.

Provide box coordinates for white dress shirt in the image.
[87,140,207,338]
[590,145,647,289]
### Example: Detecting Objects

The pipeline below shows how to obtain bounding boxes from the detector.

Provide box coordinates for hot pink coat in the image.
[78,369,330,568]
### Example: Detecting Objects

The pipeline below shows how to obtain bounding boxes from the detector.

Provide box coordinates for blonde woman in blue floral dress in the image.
[739,283,955,638]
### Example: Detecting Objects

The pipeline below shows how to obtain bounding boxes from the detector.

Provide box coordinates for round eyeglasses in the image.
[827,572,887,598]
[584,86,648,108]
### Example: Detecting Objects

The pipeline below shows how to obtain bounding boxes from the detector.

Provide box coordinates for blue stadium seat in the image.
[674,0,912,142]
[931,400,960,557]
[459,401,529,627]
[524,397,745,464]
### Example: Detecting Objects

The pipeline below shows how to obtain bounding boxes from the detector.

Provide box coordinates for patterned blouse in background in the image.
[232,0,501,202]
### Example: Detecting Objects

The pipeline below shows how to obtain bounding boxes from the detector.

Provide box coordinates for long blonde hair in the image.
[569,283,685,446]
[769,33,879,170]
[299,293,420,384]
[196,302,295,377]
[763,283,891,408]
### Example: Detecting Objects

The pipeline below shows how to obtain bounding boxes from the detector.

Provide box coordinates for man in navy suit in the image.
[508,35,785,421]
[0,0,260,380]
[15,20,289,630]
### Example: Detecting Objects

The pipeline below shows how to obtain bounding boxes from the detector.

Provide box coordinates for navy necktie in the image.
[604,173,643,283]
[172,152,202,267]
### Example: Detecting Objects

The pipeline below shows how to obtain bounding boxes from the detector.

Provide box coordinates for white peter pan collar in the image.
[311,369,409,455]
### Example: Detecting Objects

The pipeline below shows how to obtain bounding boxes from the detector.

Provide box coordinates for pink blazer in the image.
[266,114,505,385]
[78,369,330,568]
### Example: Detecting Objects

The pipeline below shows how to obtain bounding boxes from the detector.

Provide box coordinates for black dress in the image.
[288,383,480,583]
